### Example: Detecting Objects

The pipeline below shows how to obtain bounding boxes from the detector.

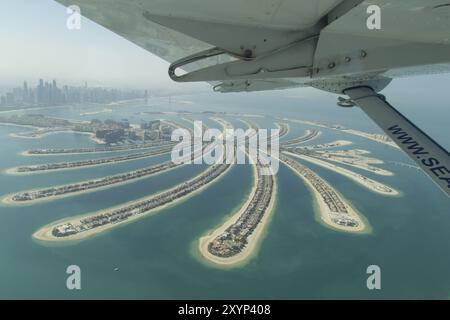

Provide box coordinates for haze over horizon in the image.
[0,0,209,93]
[1,0,450,114]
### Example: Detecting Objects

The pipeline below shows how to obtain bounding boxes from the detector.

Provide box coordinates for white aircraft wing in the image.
[55,0,450,196]
[56,0,450,92]
[313,0,450,84]
[55,0,344,92]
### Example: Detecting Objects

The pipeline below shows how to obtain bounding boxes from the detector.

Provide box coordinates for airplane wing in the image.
[56,0,450,92]
[56,0,345,92]
[57,0,341,62]
[56,0,450,196]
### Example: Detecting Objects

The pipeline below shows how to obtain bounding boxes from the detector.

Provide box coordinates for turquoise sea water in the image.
[0,98,449,299]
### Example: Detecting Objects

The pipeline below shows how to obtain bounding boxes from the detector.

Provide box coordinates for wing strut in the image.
[341,86,450,197]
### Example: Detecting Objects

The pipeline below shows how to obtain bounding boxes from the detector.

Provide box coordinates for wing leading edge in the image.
[54,0,450,195]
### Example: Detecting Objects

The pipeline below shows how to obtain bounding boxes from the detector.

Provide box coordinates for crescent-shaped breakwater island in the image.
[1,114,187,156]
[11,128,76,139]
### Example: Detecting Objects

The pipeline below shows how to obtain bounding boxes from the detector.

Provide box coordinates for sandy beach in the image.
[198,163,278,268]
[315,154,394,176]
[198,119,278,267]
[282,129,322,146]
[5,131,228,206]
[0,122,40,129]
[32,129,233,242]
[198,117,278,267]
[302,140,353,150]
[33,162,235,243]
[87,133,106,145]
[21,141,175,157]
[1,162,184,206]
[286,118,399,149]
[285,152,399,196]
[14,129,88,139]
[6,147,172,176]
[342,129,399,149]
[275,122,290,138]
[280,157,369,234]
[0,121,102,142]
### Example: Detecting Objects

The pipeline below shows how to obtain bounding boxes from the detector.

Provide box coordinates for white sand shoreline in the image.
[285,152,400,196]
[280,156,370,234]
[32,122,232,243]
[275,122,290,138]
[10,129,76,140]
[33,162,235,243]
[1,162,184,206]
[314,154,394,176]
[198,178,277,268]
[21,142,174,157]
[5,149,172,176]
[282,129,322,146]
[198,157,278,268]
[286,118,399,149]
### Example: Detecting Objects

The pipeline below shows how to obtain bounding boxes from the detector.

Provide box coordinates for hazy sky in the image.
[0,0,209,93]
[1,0,450,108]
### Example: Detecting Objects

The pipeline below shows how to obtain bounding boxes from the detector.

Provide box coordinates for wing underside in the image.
[53,0,450,196]
[55,0,450,92]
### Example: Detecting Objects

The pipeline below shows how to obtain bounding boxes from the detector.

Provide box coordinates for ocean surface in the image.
[0,94,449,299]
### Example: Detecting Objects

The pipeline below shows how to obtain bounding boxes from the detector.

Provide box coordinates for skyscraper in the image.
[144,90,149,104]
[37,79,44,104]
[23,81,28,104]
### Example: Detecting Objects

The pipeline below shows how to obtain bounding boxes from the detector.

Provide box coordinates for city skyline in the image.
[0,78,147,108]
[1,1,450,106]
[0,0,209,94]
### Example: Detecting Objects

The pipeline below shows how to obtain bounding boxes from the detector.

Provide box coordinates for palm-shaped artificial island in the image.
[0,113,401,267]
